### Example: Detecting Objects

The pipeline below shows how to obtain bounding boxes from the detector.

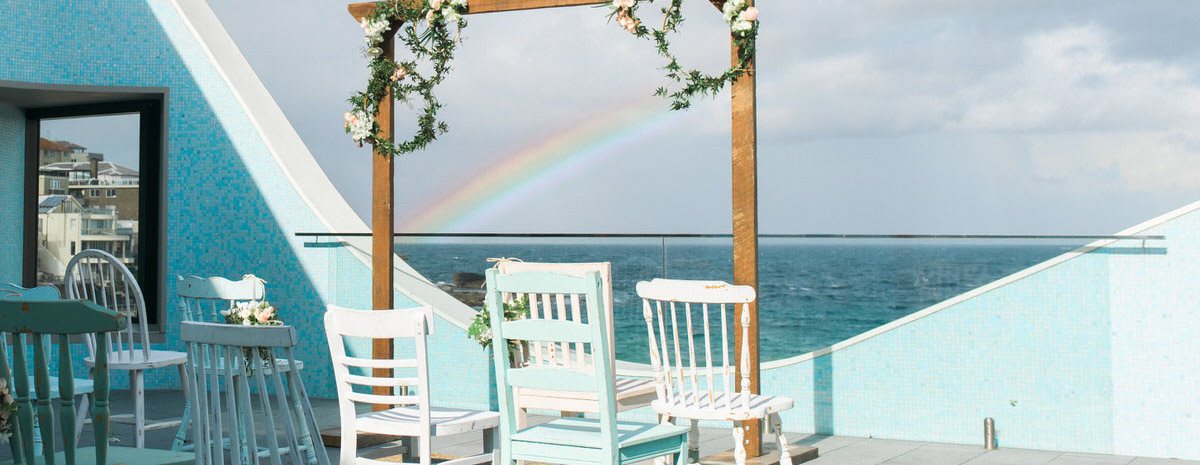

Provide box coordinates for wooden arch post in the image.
[349,0,764,457]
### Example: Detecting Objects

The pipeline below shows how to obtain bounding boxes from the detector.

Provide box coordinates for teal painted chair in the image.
[1,283,95,450]
[485,269,690,465]
[0,299,194,465]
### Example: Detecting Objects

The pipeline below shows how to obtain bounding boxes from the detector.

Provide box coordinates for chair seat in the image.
[518,376,657,413]
[355,406,501,437]
[510,417,689,464]
[84,349,188,370]
[652,392,794,421]
[0,446,194,465]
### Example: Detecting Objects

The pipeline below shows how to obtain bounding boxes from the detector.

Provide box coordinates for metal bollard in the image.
[984,417,996,450]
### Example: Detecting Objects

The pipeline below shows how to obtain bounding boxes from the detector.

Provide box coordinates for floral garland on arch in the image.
[608,0,760,110]
[345,0,469,157]
[346,0,758,154]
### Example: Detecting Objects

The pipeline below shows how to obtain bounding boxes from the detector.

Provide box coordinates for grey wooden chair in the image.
[180,321,328,465]
[0,299,194,464]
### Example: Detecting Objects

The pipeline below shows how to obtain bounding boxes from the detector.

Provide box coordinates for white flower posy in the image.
[221,300,281,326]
[721,0,759,36]
[344,109,374,142]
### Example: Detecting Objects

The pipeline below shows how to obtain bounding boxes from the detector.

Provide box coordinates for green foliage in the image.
[468,296,530,352]
[606,0,759,110]
[347,0,468,157]
[348,0,759,158]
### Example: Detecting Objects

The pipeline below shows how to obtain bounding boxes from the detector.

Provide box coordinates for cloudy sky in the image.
[50,1,1200,234]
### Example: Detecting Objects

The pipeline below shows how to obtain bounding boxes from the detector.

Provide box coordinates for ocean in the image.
[396,241,1074,363]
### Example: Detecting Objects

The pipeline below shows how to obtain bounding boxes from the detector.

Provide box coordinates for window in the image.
[24,97,165,327]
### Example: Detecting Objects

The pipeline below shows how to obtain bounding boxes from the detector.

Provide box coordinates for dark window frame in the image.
[23,98,167,328]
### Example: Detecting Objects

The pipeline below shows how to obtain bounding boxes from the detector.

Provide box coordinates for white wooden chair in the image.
[637,279,795,465]
[180,321,329,465]
[493,261,655,425]
[64,249,191,449]
[172,275,306,452]
[324,305,500,465]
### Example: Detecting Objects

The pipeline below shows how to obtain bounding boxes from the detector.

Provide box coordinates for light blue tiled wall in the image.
[0,103,22,285]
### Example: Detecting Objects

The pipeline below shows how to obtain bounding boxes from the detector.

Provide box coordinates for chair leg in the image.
[676,434,690,465]
[770,413,792,465]
[339,424,357,465]
[732,424,746,465]
[420,433,432,465]
[75,394,90,444]
[286,369,318,464]
[689,419,700,463]
[131,369,145,448]
[172,364,191,451]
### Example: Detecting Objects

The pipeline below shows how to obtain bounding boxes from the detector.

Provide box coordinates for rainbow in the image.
[399,99,702,233]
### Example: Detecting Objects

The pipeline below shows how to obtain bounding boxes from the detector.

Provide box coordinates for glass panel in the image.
[36,114,140,289]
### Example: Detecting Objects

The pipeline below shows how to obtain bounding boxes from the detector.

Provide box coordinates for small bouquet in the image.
[468,296,529,366]
[221,301,283,368]
[0,377,17,444]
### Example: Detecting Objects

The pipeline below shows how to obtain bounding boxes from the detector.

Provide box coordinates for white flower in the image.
[731,20,753,33]
[443,7,460,24]
[367,47,383,58]
[450,0,467,7]
[242,319,251,326]
[2,394,11,405]
[0,378,6,390]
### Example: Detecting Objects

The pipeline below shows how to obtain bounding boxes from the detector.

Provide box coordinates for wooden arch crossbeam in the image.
[348,0,763,456]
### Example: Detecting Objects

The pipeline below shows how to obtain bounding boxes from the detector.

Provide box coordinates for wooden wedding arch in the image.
[349,0,766,457]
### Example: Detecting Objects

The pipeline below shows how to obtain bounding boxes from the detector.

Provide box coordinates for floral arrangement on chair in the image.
[0,377,16,444]
[221,301,283,367]
[468,296,529,366]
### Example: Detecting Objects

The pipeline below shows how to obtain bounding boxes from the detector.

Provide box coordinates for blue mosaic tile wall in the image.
[0,103,21,285]
[0,0,422,400]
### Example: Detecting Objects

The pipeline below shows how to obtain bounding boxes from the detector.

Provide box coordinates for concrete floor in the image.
[4,389,1197,465]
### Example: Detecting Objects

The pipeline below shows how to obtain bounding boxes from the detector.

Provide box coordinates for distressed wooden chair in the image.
[180,321,328,465]
[492,261,655,426]
[637,279,795,465]
[172,275,306,452]
[486,269,689,465]
[64,249,191,449]
[324,305,499,465]
[0,283,94,451]
[0,299,194,465]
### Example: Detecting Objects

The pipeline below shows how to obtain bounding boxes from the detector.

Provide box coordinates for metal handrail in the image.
[295,232,1165,240]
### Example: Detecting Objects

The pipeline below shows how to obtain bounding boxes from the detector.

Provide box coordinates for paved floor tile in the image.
[804,438,927,465]
[1128,458,1200,465]
[1046,453,1137,465]
[965,448,1063,465]
[884,443,987,465]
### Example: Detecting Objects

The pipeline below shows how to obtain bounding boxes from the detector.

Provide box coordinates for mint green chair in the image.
[1,283,96,450]
[0,299,194,465]
[485,269,690,465]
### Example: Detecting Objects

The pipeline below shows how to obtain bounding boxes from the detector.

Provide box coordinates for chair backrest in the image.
[0,299,125,465]
[0,283,61,301]
[486,270,617,455]
[637,278,756,413]
[492,261,614,373]
[63,250,150,363]
[176,275,267,322]
[323,306,432,442]
[180,321,329,465]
